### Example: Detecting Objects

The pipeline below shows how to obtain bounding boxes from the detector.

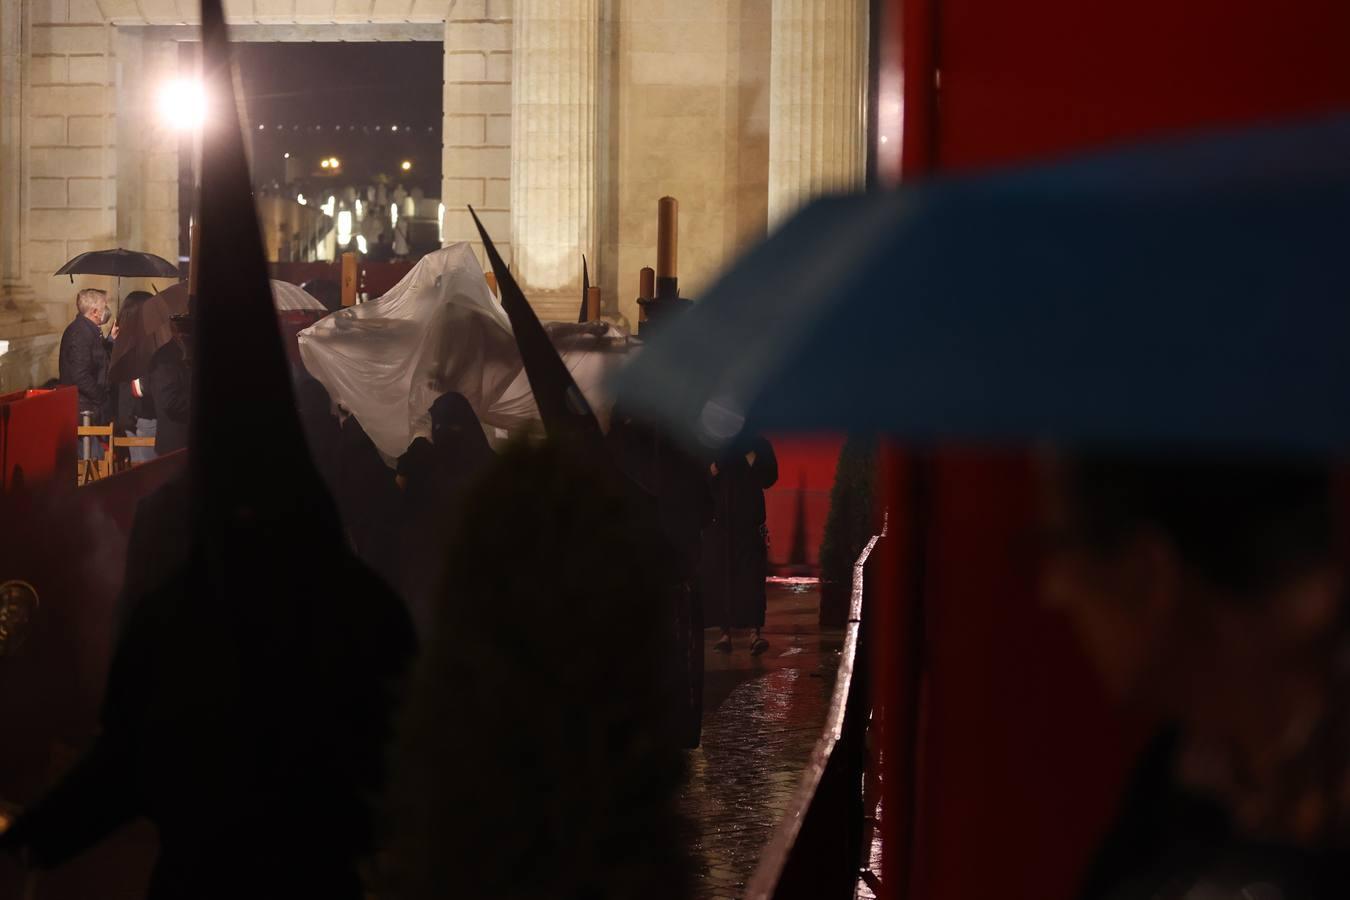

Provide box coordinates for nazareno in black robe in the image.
[701,436,778,630]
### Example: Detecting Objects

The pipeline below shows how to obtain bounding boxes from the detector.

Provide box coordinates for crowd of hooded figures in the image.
[1,10,773,882]
[0,358,777,900]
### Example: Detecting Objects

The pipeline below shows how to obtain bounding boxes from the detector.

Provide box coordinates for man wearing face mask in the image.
[58,288,117,460]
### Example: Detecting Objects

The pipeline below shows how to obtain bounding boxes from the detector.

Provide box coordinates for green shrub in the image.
[818,436,879,589]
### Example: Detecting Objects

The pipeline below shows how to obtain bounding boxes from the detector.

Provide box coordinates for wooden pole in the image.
[586,285,601,322]
[340,252,358,307]
[656,196,678,292]
[637,266,655,323]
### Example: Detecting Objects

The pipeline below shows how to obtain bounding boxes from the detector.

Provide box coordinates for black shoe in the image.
[750,636,769,656]
[714,634,732,653]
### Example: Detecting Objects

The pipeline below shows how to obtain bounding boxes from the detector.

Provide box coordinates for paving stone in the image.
[681,583,842,899]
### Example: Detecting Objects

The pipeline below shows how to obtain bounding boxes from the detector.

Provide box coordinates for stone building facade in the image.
[0,0,867,391]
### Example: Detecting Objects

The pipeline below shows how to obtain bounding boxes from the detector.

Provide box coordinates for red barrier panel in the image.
[1,387,78,497]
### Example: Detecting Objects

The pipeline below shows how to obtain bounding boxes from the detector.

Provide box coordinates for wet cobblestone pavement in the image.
[681,582,843,900]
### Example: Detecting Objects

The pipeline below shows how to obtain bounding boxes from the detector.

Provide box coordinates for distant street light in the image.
[158,78,206,132]
[320,159,330,169]
[401,160,412,172]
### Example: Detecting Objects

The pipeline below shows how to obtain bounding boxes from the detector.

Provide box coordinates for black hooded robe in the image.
[701,436,778,630]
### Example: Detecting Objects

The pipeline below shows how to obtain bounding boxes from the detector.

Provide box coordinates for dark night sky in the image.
[235,42,443,195]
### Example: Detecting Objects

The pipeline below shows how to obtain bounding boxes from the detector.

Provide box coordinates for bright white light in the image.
[321,195,336,217]
[0,339,9,357]
[880,135,889,144]
[356,235,368,254]
[157,78,206,132]
[390,204,398,228]
[391,125,398,132]
[337,210,353,246]
[354,199,363,219]
[320,159,330,169]
[283,152,291,159]
[329,157,340,169]
[437,202,445,243]
[297,194,307,206]
[400,160,412,172]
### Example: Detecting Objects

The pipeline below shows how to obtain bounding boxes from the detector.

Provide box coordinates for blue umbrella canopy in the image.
[616,112,1350,455]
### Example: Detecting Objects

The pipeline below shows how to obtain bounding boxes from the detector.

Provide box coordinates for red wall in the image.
[876,2,1350,898]
[933,0,1350,170]
[764,434,844,571]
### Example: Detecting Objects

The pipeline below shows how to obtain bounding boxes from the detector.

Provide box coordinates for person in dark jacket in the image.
[58,288,115,460]
[334,415,401,586]
[114,291,158,463]
[146,321,192,456]
[1041,456,1350,900]
[295,377,341,493]
[395,393,496,637]
[702,435,778,655]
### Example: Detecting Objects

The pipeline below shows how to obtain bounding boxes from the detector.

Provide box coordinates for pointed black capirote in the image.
[193,0,339,539]
[468,206,605,448]
[578,255,590,323]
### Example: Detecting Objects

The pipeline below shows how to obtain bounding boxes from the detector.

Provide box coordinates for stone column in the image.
[510,0,598,313]
[0,0,30,306]
[767,0,868,228]
[0,0,59,392]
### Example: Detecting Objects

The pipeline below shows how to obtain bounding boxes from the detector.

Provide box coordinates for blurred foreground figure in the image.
[387,441,690,900]
[608,407,712,746]
[1041,457,1350,899]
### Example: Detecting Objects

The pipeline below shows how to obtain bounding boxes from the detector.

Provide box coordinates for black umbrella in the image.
[55,247,181,316]
[54,248,180,281]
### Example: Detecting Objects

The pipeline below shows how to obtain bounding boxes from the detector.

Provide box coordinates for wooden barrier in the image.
[745,527,884,900]
[75,424,112,485]
[1,388,77,497]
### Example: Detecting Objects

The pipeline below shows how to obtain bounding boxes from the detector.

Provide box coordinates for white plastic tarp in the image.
[297,242,632,457]
[271,280,327,311]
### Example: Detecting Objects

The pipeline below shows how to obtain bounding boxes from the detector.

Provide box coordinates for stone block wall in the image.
[27,5,121,327]
[440,0,512,269]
